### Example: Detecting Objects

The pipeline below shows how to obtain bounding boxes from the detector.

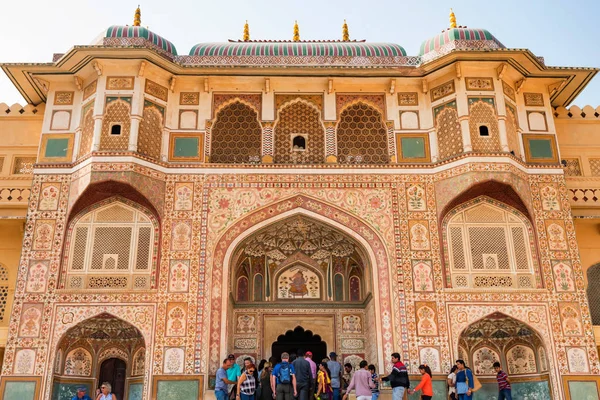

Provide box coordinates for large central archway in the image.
[207,195,394,373]
[271,326,327,363]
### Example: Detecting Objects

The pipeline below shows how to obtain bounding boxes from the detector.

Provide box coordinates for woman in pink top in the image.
[408,365,433,400]
[342,361,374,400]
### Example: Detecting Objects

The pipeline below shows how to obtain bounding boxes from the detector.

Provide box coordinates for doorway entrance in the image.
[99,358,126,400]
[271,326,327,363]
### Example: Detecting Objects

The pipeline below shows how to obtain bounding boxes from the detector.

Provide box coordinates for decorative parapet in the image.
[0,187,31,205]
[568,188,600,206]
[554,105,600,119]
[176,55,422,68]
[0,103,45,117]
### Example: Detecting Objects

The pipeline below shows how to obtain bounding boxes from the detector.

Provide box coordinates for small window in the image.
[479,125,489,137]
[110,124,122,136]
[292,135,306,151]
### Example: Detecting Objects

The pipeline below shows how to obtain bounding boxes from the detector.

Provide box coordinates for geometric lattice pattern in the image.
[66,201,155,290]
[78,104,94,158]
[436,106,463,160]
[587,264,600,325]
[138,103,163,159]
[469,100,501,153]
[446,199,537,289]
[274,101,324,164]
[210,102,262,163]
[590,159,600,176]
[99,99,132,151]
[337,103,388,164]
[562,158,582,176]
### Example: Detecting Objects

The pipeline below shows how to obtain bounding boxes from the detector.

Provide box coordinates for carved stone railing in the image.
[569,188,600,206]
[0,188,31,205]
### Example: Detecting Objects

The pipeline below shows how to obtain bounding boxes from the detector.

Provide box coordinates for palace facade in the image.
[1,8,600,400]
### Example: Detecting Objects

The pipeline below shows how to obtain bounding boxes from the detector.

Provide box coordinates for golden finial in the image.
[293,20,300,42]
[449,8,457,29]
[342,19,350,41]
[133,5,141,26]
[243,20,250,41]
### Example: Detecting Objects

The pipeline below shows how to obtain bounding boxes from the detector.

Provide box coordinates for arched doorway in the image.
[458,312,551,398]
[52,313,145,400]
[224,211,379,370]
[271,326,327,363]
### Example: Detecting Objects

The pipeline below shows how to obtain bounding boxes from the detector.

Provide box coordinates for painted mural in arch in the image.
[52,313,146,400]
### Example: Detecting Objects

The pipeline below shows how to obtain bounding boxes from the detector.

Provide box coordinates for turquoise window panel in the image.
[174,137,199,158]
[44,138,69,158]
[568,381,599,399]
[156,380,199,400]
[401,137,426,159]
[4,381,36,400]
[128,383,143,400]
[529,139,553,159]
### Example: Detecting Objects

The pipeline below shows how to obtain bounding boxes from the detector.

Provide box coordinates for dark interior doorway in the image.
[99,358,126,400]
[271,326,327,363]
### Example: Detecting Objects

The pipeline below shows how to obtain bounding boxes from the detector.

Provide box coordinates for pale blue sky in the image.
[0,0,598,106]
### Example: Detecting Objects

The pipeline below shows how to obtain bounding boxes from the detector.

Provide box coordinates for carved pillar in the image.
[161,128,170,161]
[324,121,337,163]
[261,121,274,163]
[455,78,472,152]
[428,128,439,163]
[497,116,510,152]
[91,115,103,151]
[73,127,82,162]
[129,115,142,152]
[386,121,397,163]
[204,120,212,163]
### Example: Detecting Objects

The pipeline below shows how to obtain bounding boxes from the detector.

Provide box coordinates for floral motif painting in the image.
[412,261,434,291]
[473,346,500,375]
[14,349,36,374]
[33,220,55,250]
[169,260,190,292]
[547,222,568,250]
[342,315,363,334]
[507,345,537,374]
[567,347,590,373]
[26,261,49,293]
[407,184,426,211]
[419,347,441,372]
[540,185,560,211]
[38,183,61,210]
[416,303,437,336]
[171,220,192,251]
[552,261,575,292]
[164,347,185,374]
[410,222,430,250]
[166,304,187,337]
[18,304,43,337]
[174,182,194,211]
[64,348,93,376]
[560,304,583,336]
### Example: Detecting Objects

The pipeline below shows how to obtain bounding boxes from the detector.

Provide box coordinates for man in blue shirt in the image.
[71,386,92,400]
[217,358,238,400]
[271,352,298,400]
[227,354,242,395]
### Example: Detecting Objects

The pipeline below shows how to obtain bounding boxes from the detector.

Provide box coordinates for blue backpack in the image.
[278,362,291,384]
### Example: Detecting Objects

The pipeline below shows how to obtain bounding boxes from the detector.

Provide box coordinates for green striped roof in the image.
[105,25,177,55]
[189,42,406,57]
[419,28,504,56]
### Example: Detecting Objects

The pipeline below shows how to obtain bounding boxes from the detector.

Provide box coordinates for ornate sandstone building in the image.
[0,7,599,400]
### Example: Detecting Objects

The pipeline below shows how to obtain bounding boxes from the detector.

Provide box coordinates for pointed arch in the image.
[207,194,393,373]
[336,102,388,164]
[60,196,159,290]
[273,99,325,164]
[442,196,541,289]
[210,101,262,163]
[99,98,132,151]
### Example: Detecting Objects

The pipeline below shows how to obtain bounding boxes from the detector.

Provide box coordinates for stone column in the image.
[261,121,274,164]
[128,115,142,151]
[90,76,107,151]
[204,120,212,163]
[428,128,439,162]
[324,121,337,163]
[455,78,472,152]
[161,128,170,161]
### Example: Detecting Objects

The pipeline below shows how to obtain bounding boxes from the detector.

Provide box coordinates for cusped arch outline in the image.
[205,194,393,373]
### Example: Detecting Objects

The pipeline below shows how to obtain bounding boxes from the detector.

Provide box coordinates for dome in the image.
[419,27,504,61]
[100,25,177,57]
[189,42,406,57]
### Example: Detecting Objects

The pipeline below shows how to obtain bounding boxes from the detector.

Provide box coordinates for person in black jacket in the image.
[379,353,409,400]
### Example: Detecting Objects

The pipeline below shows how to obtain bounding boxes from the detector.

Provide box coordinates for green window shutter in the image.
[44,138,69,158]
[174,137,199,158]
[529,138,553,159]
[401,137,426,159]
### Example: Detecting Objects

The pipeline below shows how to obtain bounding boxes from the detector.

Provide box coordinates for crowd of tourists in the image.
[214,350,513,400]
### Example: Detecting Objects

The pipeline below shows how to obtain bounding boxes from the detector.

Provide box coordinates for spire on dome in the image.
[293,20,300,42]
[449,8,457,28]
[342,20,350,41]
[243,20,250,41]
[133,5,141,27]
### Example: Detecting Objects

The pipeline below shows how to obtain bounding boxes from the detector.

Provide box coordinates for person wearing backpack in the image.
[271,352,297,400]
